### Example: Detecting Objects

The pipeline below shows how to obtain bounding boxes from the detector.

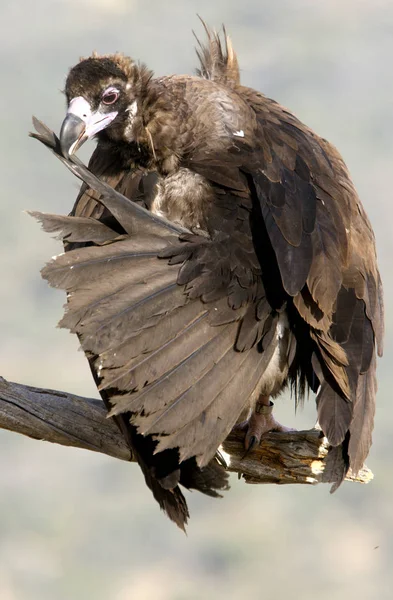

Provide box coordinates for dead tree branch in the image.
[0,376,372,486]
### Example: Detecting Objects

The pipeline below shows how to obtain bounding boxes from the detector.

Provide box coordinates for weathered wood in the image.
[221,430,373,485]
[0,376,131,461]
[0,376,372,486]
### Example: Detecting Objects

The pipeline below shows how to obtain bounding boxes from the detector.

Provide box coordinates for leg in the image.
[243,395,296,452]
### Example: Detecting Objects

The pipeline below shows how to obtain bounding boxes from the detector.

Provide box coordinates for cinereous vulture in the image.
[30,24,383,530]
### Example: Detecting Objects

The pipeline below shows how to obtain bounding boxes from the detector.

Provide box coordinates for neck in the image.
[132,76,181,174]
[102,68,181,174]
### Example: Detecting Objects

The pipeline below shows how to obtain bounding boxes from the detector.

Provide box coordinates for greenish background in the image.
[0,1,392,598]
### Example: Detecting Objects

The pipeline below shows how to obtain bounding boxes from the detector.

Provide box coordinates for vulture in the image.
[31,25,383,530]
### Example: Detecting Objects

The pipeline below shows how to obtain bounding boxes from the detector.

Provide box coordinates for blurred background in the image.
[0,0,392,598]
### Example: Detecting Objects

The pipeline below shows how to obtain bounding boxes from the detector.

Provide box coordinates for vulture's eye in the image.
[102,88,119,105]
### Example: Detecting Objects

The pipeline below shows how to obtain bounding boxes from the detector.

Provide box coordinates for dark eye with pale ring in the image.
[102,89,119,105]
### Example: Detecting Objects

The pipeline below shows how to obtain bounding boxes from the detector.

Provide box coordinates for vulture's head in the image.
[60,54,154,156]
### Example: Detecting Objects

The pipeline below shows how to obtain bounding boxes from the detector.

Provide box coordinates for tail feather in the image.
[313,285,378,489]
[348,359,376,474]
[322,434,350,492]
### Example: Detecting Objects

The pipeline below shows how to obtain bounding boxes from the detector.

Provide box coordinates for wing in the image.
[189,89,383,485]
[31,120,282,528]
[69,139,158,228]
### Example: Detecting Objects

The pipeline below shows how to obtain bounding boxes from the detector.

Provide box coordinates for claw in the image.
[242,434,259,458]
[240,398,297,455]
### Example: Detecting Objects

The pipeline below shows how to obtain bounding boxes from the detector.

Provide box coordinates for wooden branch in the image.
[0,376,131,461]
[0,376,372,486]
[222,430,372,485]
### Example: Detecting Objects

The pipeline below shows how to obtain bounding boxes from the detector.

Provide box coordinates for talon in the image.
[243,434,259,457]
[241,397,297,453]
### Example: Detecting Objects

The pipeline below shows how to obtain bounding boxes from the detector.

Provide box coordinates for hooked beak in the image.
[60,97,118,156]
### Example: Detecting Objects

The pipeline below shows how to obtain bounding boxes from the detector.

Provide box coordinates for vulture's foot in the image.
[238,398,296,453]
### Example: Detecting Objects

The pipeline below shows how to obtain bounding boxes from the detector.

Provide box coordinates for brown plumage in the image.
[31,24,383,528]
